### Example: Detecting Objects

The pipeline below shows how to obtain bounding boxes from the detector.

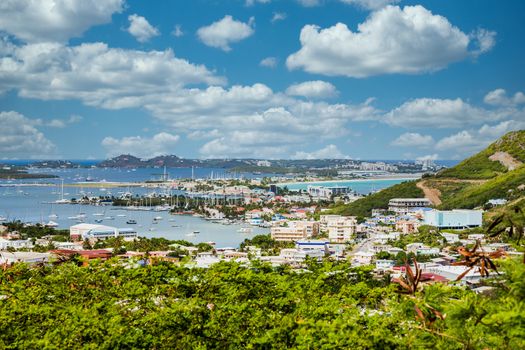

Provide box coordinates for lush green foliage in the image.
[329,180,424,217]
[240,234,295,255]
[439,166,525,209]
[0,258,524,349]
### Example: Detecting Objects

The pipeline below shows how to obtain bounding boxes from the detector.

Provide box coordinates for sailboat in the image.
[48,204,58,219]
[55,179,71,204]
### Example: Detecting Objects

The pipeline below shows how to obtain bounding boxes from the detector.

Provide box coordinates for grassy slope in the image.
[437,130,525,180]
[330,180,423,217]
[439,166,525,209]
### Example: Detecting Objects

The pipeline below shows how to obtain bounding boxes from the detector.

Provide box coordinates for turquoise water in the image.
[277,178,416,194]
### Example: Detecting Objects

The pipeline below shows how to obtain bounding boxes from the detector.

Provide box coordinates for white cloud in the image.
[340,0,399,10]
[416,154,439,161]
[260,57,278,68]
[101,132,180,158]
[171,24,184,37]
[286,80,338,99]
[484,88,525,107]
[0,41,225,108]
[0,111,55,158]
[127,14,160,43]
[287,5,494,77]
[385,98,509,129]
[292,144,348,159]
[391,132,434,147]
[197,15,255,51]
[470,28,496,56]
[245,0,271,5]
[296,0,321,7]
[0,0,123,43]
[271,12,287,23]
[435,120,525,158]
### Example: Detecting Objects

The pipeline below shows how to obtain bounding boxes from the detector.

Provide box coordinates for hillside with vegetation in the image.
[436,130,525,180]
[331,130,525,216]
[330,180,424,217]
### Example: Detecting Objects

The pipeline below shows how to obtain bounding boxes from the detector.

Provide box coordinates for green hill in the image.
[332,130,525,216]
[437,130,525,179]
[330,180,423,217]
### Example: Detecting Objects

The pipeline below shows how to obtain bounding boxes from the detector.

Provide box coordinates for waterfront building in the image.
[69,223,137,241]
[423,209,483,229]
[307,185,351,200]
[271,221,320,242]
[388,198,432,214]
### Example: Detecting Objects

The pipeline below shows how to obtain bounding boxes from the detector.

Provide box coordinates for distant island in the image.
[17,154,443,176]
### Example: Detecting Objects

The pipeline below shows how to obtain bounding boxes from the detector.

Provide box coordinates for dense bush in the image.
[0,258,524,349]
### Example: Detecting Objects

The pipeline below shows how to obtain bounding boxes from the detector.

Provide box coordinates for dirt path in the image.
[489,151,522,171]
[416,181,442,206]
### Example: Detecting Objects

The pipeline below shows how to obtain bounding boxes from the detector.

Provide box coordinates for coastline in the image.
[274,173,422,187]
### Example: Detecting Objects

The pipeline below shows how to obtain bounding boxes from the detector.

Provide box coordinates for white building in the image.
[69,224,137,241]
[388,198,432,214]
[424,209,483,229]
[321,215,357,243]
[307,185,351,200]
[271,221,319,242]
[0,238,33,250]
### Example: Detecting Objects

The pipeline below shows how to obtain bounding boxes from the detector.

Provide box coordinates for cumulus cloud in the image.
[287,5,495,77]
[296,0,321,7]
[435,120,525,158]
[260,57,278,68]
[286,80,338,99]
[197,15,255,51]
[245,0,271,5]
[171,25,184,37]
[102,132,180,158]
[391,133,434,147]
[127,14,160,43]
[0,41,225,108]
[385,98,510,129]
[0,0,123,43]
[271,12,287,23]
[340,0,399,10]
[416,154,439,161]
[484,88,525,107]
[0,111,56,158]
[292,144,348,159]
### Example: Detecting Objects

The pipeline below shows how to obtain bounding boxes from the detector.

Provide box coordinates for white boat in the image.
[0,216,7,222]
[93,213,104,217]
[104,216,115,220]
[117,214,127,217]
[238,227,253,233]
[185,232,197,237]
[45,220,59,227]
[48,213,58,219]
[153,216,163,221]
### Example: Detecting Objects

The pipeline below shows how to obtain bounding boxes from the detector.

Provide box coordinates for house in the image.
[0,238,33,250]
[441,232,460,243]
[375,259,395,270]
[296,240,329,254]
[0,252,50,265]
[352,251,375,265]
[395,220,420,234]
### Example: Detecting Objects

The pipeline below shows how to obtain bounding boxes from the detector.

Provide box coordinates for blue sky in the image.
[1,0,524,160]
